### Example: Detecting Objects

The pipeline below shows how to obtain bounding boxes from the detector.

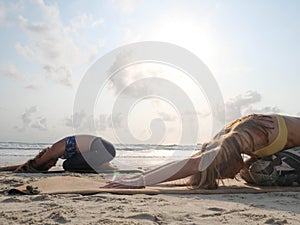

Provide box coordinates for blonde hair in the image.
[189,114,274,189]
[15,147,50,172]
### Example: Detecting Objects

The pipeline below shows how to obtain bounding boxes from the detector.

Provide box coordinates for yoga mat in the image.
[8,176,300,195]
[43,169,144,174]
[0,167,144,174]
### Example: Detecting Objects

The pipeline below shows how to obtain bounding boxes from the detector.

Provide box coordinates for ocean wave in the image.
[0,142,199,165]
[0,142,200,151]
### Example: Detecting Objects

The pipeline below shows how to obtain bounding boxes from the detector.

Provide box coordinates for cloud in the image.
[70,13,104,29]
[15,42,33,58]
[115,0,140,13]
[110,72,153,97]
[21,106,37,125]
[65,111,96,132]
[108,56,164,98]
[17,15,50,33]
[1,64,24,79]
[31,117,47,131]
[158,112,177,122]
[15,8,79,87]
[98,114,107,131]
[225,90,261,121]
[43,65,74,87]
[25,84,42,91]
[108,113,123,129]
[109,70,143,97]
[65,111,86,129]
[96,114,123,131]
[13,1,105,88]
[15,106,48,131]
[0,0,107,89]
[91,19,105,28]
[70,13,89,29]
[247,106,281,114]
[225,90,281,123]
[65,112,124,133]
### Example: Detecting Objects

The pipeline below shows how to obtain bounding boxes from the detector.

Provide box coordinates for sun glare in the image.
[148,15,216,61]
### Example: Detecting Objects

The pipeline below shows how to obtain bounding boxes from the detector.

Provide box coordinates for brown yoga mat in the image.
[8,176,300,195]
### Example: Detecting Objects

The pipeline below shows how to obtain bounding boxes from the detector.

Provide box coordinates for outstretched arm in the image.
[0,165,22,172]
[104,157,200,188]
[34,139,66,168]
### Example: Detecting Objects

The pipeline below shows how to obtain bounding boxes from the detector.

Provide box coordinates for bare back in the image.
[283,115,300,148]
[249,115,300,154]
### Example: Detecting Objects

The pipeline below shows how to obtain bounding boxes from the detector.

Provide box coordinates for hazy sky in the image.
[0,0,299,144]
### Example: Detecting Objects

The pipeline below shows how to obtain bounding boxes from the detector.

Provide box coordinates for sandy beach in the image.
[0,172,299,225]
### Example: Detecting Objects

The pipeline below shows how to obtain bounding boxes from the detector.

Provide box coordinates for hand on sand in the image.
[101,176,146,189]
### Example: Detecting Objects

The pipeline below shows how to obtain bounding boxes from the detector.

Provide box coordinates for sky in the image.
[0,0,299,144]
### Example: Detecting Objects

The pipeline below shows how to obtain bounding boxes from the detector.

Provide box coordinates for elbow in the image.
[183,157,199,176]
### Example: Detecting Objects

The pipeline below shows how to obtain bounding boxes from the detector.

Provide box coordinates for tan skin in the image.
[1,141,69,172]
[37,158,59,171]
[0,135,117,172]
[34,139,69,168]
[104,114,300,188]
[34,136,115,171]
[34,135,98,169]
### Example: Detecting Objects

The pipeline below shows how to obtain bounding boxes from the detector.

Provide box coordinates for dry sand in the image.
[0,172,299,225]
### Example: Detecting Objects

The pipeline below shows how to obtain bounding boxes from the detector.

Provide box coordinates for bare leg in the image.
[34,138,66,167]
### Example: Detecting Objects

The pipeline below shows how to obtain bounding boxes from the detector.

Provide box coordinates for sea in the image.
[0,142,201,170]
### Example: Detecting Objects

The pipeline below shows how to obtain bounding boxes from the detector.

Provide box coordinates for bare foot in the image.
[98,162,118,170]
